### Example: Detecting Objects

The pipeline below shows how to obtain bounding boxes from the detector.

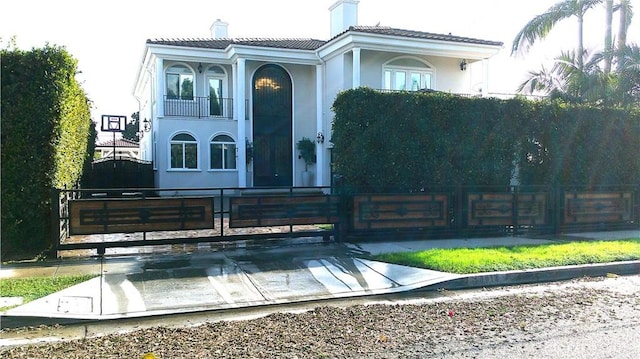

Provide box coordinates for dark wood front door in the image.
[252,65,292,186]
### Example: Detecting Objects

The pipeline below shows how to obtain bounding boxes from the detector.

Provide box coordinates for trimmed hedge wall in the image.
[1,45,93,260]
[516,105,640,186]
[331,88,639,192]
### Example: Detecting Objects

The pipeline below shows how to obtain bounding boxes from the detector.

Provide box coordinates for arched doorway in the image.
[252,65,293,186]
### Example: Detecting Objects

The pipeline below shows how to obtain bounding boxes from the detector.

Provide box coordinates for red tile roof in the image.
[147,38,326,50]
[96,138,139,148]
[344,26,504,46]
[146,26,503,50]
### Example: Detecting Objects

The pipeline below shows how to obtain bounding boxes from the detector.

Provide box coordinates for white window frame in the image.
[209,133,237,171]
[165,64,195,100]
[383,57,435,91]
[168,132,200,171]
[204,65,229,118]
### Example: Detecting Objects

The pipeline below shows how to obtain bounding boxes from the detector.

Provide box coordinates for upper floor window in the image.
[206,65,226,117]
[210,134,236,170]
[170,133,198,169]
[166,65,194,100]
[383,58,433,91]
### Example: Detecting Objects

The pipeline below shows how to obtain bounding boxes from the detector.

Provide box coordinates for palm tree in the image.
[511,0,604,71]
[517,65,563,95]
[615,0,634,69]
[603,0,634,73]
[520,46,639,106]
[604,0,614,74]
[515,0,637,105]
[518,50,616,104]
[614,43,640,105]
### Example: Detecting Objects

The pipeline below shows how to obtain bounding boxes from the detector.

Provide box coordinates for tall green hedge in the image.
[331,88,639,192]
[1,45,92,260]
[516,103,640,186]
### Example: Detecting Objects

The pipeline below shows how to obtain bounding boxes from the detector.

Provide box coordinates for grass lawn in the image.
[0,274,96,310]
[372,238,640,274]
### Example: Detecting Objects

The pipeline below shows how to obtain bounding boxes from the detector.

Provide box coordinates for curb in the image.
[427,260,640,291]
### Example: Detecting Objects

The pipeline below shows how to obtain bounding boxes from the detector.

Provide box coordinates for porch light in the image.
[459,59,467,71]
[316,132,325,144]
[198,63,203,73]
[143,118,151,132]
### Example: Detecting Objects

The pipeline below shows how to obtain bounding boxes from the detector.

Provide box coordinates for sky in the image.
[2,0,638,141]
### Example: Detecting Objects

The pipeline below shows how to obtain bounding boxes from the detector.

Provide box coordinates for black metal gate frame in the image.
[52,185,640,256]
[54,186,339,255]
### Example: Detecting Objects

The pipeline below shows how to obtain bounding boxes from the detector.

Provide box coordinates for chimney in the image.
[210,19,229,38]
[329,0,359,38]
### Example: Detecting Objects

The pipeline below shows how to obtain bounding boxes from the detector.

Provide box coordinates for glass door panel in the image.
[208,78,223,116]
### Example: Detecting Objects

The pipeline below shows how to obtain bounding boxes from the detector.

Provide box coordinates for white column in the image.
[352,48,361,88]
[156,58,164,117]
[236,58,247,187]
[315,64,324,186]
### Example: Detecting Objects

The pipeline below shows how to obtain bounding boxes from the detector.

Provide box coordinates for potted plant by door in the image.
[297,137,316,186]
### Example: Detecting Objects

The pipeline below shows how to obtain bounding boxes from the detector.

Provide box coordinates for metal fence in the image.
[52,185,639,256]
[344,185,639,240]
[164,96,234,119]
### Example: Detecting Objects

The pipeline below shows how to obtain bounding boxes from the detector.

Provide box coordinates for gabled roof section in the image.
[147,38,327,51]
[341,26,504,47]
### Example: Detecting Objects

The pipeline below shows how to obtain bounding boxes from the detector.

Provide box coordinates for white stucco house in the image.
[133,0,503,190]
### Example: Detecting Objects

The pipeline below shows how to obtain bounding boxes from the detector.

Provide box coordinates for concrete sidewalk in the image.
[1,230,638,323]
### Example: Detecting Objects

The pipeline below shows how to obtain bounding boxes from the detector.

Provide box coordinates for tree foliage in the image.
[513,0,639,107]
[122,111,140,142]
[1,45,92,260]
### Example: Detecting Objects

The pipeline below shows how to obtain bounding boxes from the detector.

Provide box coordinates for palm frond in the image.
[617,43,640,71]
[511,1,576,55]
[511,0,604,56]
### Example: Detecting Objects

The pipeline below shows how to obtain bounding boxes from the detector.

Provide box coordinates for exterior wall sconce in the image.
[459,59,467,71]
[198,63,203,73]
[316,132,325,144]
[142,118,151,132]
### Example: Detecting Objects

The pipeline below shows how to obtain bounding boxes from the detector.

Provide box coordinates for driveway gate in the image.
[53,185,639,256]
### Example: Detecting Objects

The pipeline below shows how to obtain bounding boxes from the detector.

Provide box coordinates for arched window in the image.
[383,58,434,91]
[166,65,194,100]
[210,134,236,170]
[170,133,198,169]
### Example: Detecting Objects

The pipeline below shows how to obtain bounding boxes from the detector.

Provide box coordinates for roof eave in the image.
[318,31,503,60]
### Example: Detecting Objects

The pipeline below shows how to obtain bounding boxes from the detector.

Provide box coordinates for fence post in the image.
[635,185,640,230]
[455,185,465,237]
[335,186,351,242]
[553,186,563,235]
[49,188,61,258]
[512,185,519,236]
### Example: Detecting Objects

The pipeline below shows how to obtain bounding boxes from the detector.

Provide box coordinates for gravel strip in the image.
[1,276,639,358]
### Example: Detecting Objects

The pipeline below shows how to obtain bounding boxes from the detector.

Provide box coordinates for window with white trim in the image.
[383,58,433,91]
[206,65,226,117]
[166,65,194,100]
[170,133,198,169]
[210,135,236,170]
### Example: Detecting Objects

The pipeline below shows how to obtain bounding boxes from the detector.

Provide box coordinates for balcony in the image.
[164,96,234,119]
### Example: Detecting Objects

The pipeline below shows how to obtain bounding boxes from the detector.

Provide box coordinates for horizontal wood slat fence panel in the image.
[230,195,340,228]
[352,194,449,230]
[69,197,214,235]
[564,191,634,224]
[467,192,547,227]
